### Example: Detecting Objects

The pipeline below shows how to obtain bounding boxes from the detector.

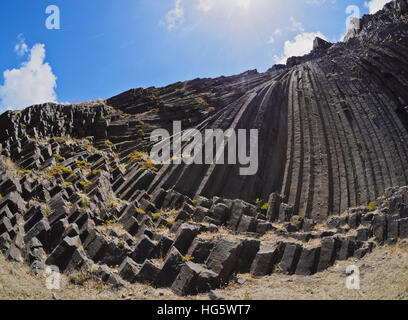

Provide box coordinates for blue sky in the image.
[0,0,391,112]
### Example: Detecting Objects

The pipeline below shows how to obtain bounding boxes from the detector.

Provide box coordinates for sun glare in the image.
[236,0,252,9]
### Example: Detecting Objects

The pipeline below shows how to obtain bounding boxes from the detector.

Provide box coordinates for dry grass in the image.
[193,240,408,300]
[1,241,408,300]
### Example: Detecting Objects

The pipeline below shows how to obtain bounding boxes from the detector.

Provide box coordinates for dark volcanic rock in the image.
[1,1,408,297]
[156,247,185,288]
[45,236,81,272]
[250,243,284,277]
[278,243,302,275]
[206,239,242,285]
[171,262,219,296]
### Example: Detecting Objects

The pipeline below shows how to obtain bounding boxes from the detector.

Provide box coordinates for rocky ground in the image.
[1,0,408,300]
[1,240,407,300]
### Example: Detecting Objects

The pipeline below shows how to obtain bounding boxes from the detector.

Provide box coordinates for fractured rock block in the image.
[348,212,361,229]
[336,238,355,261]
[45,236,81,272]
[5,243,22,262]
[24,219,51,249]
[0,206,12,220]
[266,193,281,222]
[151,235,174,259]
[24,206,44,233]
[0,232,11,251]
[278,243,302,275]
[171,262,219,296]
[100,240,129,267]
[0,192,26,213]
[95,265,126,289]
[0,217,13,235]
[279,203,293,222]
[135,260,161,284]
[227,200,245,230]
[356,227,372,241]
[48,219,69,252]
[295,246,320,275]
[373,214,387,244]
[236,239,260,274]
[130,235,156,264]
[399,218,408,239]
[386,215,399,244]
[123,216,141,236]
[186,238,214,264]
[206,239,242,285]
[156,247,185,288]
[250,243,284,277]
[236,215,257,233]
[192,206,209,223]
[118,257,140,283]
[317,236,340,272]
[173,223,200,255]
[65,249,92,273]
[211,203,229,223]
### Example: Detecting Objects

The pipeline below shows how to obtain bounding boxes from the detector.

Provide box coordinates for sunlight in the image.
[198,0,255,13]
[192,0,282,47]
[194,0,279,32]
[236,0,252,9]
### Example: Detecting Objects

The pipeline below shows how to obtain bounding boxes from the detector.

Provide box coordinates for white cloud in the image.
[267,28,283,45]
[198,0,213,12]
[364,0,392,14]
[267,36,275,44]
[290,16,305,33]
[197,0,252,12]
[274,31,327,64]
[14,34,28,57]
[163,0,185,30]
[0,39,57,111]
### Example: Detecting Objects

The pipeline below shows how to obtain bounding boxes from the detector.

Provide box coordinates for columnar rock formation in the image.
[108,0,408,221]
[0,0,408,297]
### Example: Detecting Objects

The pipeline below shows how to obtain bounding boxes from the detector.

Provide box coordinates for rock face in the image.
[0,1,408,296]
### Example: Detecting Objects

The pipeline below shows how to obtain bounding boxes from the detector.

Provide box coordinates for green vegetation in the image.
[128,151,145,163]
[152,211,166,221]
[136,208,146,215]
[105,218,117,226]
[80,196,91,209]
[53,154,64,162]
[92,169,103,175]
[128,151,158,172]
[183,254,195,262]
[80,181,93,188]
[46,165,72,177]
[76,161,88,169]
[43,203,51,216]
[366,201,378,212]
[139,161,158,172]
[261,202,269,212]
